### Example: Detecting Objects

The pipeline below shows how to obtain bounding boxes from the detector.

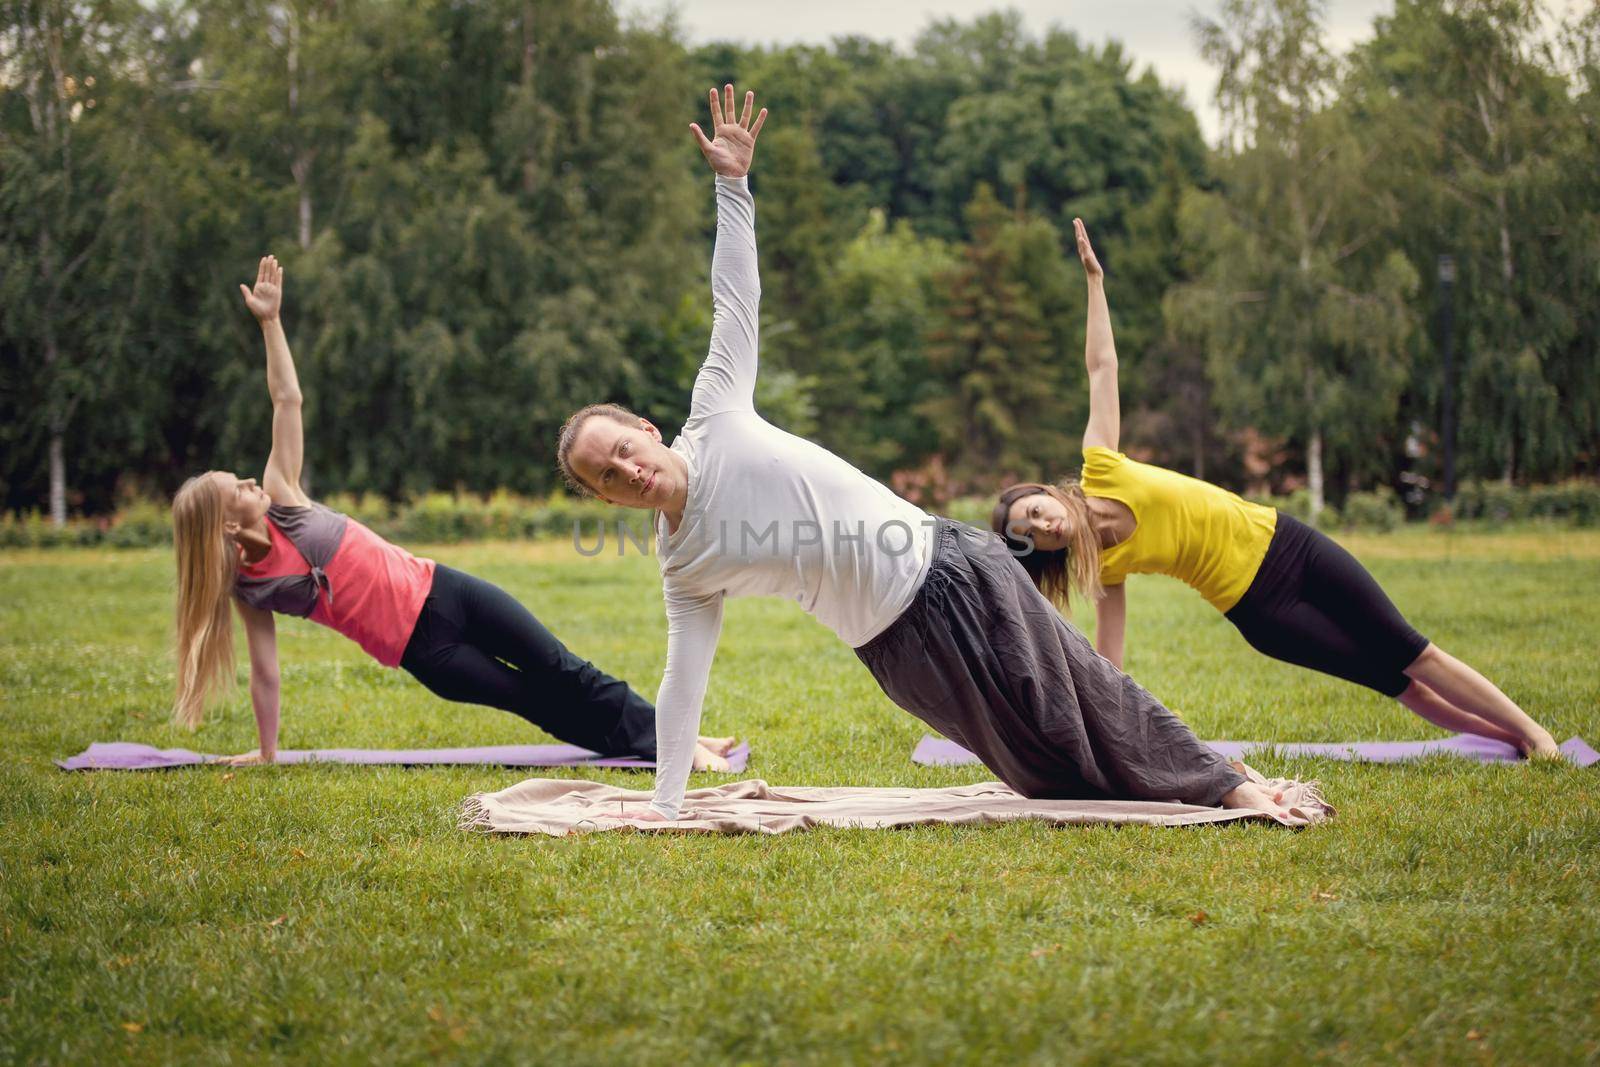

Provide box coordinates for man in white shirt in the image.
[557,86,1315,826]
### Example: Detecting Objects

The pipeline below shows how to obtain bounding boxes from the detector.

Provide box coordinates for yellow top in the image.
[1080,446,1278,612]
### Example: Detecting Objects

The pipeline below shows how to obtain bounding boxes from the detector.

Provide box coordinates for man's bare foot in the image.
[1218,761,1334,825]
[697,735,738,756]
[1220,780,1294,821]
[691,742,730,772]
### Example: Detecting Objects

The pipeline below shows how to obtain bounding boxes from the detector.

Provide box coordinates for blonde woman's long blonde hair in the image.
[171,474,239,728]
[990,479,1105,614]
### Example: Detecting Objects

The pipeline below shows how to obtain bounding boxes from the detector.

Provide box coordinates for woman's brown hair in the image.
[990,480,1104,614]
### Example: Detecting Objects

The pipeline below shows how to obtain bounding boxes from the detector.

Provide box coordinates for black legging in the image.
[1224,513,1429,697]
[399,564,657,757]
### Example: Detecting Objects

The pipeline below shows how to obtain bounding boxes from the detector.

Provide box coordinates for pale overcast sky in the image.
[623,0,1399,143]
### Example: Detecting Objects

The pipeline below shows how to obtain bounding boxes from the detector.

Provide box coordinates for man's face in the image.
[567,416,682,510]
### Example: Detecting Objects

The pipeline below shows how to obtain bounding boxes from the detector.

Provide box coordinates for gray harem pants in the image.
[856,519,1246,806]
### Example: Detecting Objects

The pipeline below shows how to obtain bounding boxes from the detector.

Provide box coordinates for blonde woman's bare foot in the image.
[697,735,738,756]
[1521,730,1562,760]
[691,742,731,772]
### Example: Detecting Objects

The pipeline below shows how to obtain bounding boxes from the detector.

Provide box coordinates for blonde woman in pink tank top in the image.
[169,256,736,769]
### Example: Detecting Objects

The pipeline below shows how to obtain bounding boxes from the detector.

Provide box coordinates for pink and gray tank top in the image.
[234,502,436,667]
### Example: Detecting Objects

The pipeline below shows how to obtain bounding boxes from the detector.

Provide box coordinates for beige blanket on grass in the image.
[460,770,1331,837]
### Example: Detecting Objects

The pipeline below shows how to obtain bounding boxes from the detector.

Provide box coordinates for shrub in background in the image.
[4,481,1594,549]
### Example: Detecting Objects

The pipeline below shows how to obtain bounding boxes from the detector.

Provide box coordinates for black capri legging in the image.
[399,564,657,758]
[1223,513,1430,698]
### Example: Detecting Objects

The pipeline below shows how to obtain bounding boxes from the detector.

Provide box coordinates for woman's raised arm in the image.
[1076,219,1121,453]
[239,255,309,506]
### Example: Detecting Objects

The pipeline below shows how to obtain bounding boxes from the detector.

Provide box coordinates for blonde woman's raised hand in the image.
[1074,219,1103,282]
[689,84,768,179]
[239,255,283,323]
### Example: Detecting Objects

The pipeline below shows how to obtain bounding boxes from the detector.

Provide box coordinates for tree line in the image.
[3,0,1597,524]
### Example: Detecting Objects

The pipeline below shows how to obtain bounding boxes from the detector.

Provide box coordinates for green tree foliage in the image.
[812,210,956,474]
[922,185,1076,486]
[1182,0,1419,515]
[1126,158,1225,480]
[696,17,1212,486]
[924,14,1209,246]
[741,121,849,394]
[0,0,215,520]
[1350,0,1600,484]
[266,0,705,496]
[2,2,1595,519]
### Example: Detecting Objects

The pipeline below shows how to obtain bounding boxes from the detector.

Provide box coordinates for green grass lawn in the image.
[3,528,1598,1064]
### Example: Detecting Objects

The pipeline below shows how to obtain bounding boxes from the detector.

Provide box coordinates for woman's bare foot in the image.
[697,735,738,756]
[1520,730,1562,760]
[691,742,731,772]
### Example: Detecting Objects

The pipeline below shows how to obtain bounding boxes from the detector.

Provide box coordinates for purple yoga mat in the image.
[912,734,1600,768]
[56,740,750,773]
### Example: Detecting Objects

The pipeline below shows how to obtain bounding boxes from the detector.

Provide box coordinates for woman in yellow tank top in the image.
[991,220,1558,758]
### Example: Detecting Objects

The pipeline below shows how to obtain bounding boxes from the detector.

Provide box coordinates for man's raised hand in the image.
[690,84,767,179]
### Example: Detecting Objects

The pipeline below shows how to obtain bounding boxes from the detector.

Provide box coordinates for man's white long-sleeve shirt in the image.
[648,175,934,819]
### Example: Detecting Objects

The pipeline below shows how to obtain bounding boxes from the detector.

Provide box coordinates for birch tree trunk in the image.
[287,8,312,249]
[1306,368,1324,520]
[521,1,538,196]
[48,428,66,527]
[45,330,66,526]
[1308,424,1325,520]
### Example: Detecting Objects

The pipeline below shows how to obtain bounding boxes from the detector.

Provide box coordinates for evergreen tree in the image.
[922,185,1074,488]
[812,210,956,475]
